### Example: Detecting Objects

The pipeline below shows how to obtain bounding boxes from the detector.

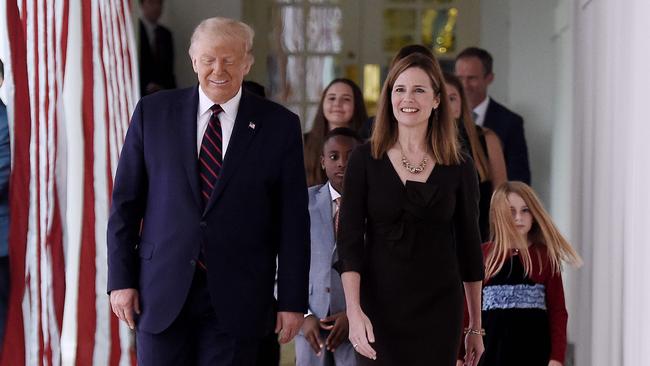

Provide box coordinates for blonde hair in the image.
[486,181,583,279]
[370,53,461,165]
[189,17,254,61]
[442,72,490,182]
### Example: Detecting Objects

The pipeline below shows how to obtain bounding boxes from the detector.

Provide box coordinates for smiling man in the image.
[108,17,310,366]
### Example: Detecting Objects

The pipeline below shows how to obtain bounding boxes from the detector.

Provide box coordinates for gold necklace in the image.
[400,149,428,174]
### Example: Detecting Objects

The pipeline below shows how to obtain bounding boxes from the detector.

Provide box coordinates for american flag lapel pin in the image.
[248,121,256,130]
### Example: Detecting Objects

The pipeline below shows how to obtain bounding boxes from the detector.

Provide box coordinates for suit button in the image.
[190,260,196,266]
[325,287,330,293]
[200,221,207,228]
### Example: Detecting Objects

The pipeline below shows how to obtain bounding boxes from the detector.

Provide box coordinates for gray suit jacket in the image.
[307,183,346,318]
[295,183,355,366]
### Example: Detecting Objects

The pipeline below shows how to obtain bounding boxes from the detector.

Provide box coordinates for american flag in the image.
[0,0,139,365]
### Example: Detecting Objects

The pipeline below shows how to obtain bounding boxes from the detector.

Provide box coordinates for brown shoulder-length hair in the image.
[304,78,368,186]
[443,72,490,181]
[485,182,583,279]
[370,53,461,165]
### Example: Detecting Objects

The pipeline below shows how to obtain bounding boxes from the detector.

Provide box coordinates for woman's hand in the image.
[548,360,563,366]
[346,306,377,360]
[463,332,484,366]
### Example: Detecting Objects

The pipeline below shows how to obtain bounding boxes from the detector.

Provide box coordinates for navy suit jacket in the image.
[139,20,176,96]
[107,86,310,338]
[483,98,531,184]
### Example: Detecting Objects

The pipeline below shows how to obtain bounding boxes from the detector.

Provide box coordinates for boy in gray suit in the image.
[296,128,361,366]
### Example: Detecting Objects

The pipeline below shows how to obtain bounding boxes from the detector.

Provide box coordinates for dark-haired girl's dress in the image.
[335,143,484,366]
[479,243,568,366]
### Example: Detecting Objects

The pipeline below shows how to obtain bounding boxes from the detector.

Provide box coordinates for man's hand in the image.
[110,288,140,330]
[301,315,324,355]
[145,82,163,94]
[275,311,304,344]
[319,312,349,352]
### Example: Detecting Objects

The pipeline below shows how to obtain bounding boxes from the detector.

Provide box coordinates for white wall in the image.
[157,0,243,88]
[572,0,650,364]
[482,2,581,364]
[480,0,511,103]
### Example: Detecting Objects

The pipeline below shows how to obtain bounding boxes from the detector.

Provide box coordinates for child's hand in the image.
[301,315,324,355]
[548,361,563,366]
[320,312,349,352]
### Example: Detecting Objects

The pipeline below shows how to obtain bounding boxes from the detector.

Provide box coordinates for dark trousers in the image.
[136,270,260,366]
[255,329,280,366]
[0,256,8,354]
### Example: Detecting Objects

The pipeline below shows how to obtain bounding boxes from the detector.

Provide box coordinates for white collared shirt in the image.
[472,96,490,127]
[140,17,157,50]
[328,181,342,218]
[196,86,242,158]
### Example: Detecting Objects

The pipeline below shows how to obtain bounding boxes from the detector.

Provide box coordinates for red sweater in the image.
[459,242,568,363]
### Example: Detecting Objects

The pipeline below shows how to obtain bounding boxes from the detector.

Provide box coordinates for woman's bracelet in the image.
[463,327,486,336]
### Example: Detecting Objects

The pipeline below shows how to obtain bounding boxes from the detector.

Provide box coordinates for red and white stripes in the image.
[1,0,139,365]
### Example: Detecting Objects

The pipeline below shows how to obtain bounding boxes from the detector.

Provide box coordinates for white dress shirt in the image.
[196,86,242,158]
[472,96,490,127]
[328,182,342,218]
[140,17,158,50]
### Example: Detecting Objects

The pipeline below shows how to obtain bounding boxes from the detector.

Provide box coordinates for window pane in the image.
[280,6,304,52]
[286,56,305,102]
[306,56,336,102]
[422,8,458,54]
[307,7,343,52]
[383,8,417,53]
[304,104,318,132]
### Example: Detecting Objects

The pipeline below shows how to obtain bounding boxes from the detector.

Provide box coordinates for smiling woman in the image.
[335,53,485,366]
[303,78,368,187]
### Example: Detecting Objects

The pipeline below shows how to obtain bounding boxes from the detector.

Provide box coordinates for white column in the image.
[572,0,650,365]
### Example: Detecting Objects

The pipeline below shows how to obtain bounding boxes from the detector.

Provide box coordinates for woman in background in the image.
[443,72,507,241]
[304,78,368,186]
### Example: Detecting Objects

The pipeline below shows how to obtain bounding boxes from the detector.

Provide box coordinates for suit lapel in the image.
[483,99,496,130]
[176,86,202,210]
[203,91,260,214]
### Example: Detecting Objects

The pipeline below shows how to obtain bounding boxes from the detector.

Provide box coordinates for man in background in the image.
[139,0,176,95]
[455,47,531,184]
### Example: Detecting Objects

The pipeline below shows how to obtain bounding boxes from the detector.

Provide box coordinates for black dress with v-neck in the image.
[335,143,484,366]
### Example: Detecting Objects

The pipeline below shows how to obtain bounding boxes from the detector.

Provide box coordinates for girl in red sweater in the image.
[469,182,582,366]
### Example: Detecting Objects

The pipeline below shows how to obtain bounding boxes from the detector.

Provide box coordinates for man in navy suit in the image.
[108,17,310,365]
[139,0,176,95]
[455,47,531,184]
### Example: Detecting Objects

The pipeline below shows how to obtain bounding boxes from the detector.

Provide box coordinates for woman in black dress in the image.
[335,53,485,366]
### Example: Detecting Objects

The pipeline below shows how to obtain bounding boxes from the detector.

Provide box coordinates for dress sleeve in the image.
[545,269,568,362]
[333,145,368,274]
[453,155,484,282]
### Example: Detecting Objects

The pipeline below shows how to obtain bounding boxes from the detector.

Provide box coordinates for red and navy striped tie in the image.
[197,104,223,271]
[199,104,223,206]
